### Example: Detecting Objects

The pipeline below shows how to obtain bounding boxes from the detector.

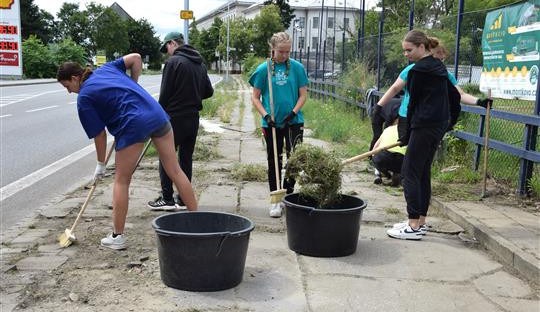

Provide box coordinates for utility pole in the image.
[226,2,230,81]
[184,0,189,44]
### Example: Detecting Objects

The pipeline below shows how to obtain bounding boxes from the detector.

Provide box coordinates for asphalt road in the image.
[0,74,221,232]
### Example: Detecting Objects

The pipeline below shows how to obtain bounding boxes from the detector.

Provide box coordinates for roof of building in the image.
[110,2,134,21]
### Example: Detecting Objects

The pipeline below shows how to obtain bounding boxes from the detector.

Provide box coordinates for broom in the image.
[266,58,287,207]
[341,142,402,165]
[58,141,116,248]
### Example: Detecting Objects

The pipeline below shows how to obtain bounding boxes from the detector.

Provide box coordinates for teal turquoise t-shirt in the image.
[249,58,309,128]
[397,64,458,117]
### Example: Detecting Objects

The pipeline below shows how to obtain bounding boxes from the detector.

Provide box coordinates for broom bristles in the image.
[58,229,75,248]
[270,189,286,204]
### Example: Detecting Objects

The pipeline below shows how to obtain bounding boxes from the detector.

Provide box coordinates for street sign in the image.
[96,55,106,66]
[180,10,193,20]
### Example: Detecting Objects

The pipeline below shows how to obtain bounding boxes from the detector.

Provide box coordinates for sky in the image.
[32,0,233,40]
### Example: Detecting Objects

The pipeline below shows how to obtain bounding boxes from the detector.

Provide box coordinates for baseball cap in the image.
[160,32,184,53]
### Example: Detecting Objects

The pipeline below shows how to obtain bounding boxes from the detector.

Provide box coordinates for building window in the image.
[328,17,334,29]
[298,17,305,29]
[298,36,305,50]
[312,17,319,28]
[343,18,350,30]
[326,37,334,50]
[312,37,318,50]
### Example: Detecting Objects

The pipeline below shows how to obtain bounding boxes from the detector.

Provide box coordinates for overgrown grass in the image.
[201,89,238,121]
[303,98,371,157]
[231,164,267,182]
[193,138,221,161]
[528,174,540,198]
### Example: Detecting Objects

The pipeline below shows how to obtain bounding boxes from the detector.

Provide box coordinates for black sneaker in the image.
[147,197,176,211]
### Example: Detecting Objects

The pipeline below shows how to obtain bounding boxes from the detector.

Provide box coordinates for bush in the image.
[242,53,265,79]
[22,35,55,78]
[461,83,481,96]
[23,36,87,78]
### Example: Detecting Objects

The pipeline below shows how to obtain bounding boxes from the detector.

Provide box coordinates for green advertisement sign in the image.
[480,0,540,100]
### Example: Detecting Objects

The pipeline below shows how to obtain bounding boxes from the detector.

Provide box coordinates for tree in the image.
[22,35,54,78]
[195,17,223,68]
[217,17,254,70]
[20,0,55,44]
[56,3,89,46]
[189,20,201,50]
[94,8,130,60]
[252,5,284,57]
[126,18,161,68]
[49,38,87,66]
[263,0,295,29]
[84,2,106,57]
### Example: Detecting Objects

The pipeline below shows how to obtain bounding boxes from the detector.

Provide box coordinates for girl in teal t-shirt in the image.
[249,32,309,218]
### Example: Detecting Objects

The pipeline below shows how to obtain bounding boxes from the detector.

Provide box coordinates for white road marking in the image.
[0,90,64,108]
[0,114,12,118]
[25,105,58,113]
[1,143,96,201]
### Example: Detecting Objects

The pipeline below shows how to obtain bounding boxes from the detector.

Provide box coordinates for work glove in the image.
[93,161,106,184]
[263,114,275,127]
[372,104,382,117]
[397,117,410,147]
[282,111,296,125]
[476,98,493,109]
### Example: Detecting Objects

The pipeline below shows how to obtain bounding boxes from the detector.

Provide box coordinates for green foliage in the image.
[251,5,285,57]
[194,18,223,67]
[286,144,342,208]
[94,8,130,60]
[339,60,377,102]
[263,0,296,29]
[231,164,267,182]
[528,174,540,199]
[23,36,86,78]
[126,18,161,68]
[218,17,254,68]
[242,53,265,79]
[48,38,86,66]
[22,35,54,78]
[461,83,481,96]
[21,0,55,44]
[56,3,89,47]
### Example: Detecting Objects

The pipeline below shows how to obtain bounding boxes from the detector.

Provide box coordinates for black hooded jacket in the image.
[406,55,461,129]
[159,44,214,117]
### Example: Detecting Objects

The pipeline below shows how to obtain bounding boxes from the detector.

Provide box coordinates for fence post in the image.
[453,0,465,79]
[306,47,310,74]
[376,0,384,89]
[360,0,365,59]
[518,77,540,195]
[473,113,486,171]
[408,0,415,30]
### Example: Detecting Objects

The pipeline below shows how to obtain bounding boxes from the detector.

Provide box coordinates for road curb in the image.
[431,198,539,284]
[0,79,57,87]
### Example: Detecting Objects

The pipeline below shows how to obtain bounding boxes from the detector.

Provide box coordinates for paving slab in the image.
[490,297,540,312]
[473,270,534,298]
[10,229,50,245]
[15,255,68,271]
[198,184,238,213]
[306,275,503,312]
[299,225,502,282]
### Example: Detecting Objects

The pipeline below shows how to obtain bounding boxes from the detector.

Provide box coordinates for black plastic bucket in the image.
[152,212,255,291]
[283,193,367,257]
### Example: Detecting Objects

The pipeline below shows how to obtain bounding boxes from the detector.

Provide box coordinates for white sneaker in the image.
[100,233,127,250]
[392,220,428,235]
[387,225,423,240]
[269,203,282,218]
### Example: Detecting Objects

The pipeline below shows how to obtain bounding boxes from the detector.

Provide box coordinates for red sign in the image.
[0,52,18,66]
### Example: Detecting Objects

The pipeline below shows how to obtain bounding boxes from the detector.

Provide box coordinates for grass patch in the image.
[384,207,401,215]
[231,164,267,182]
[431,182,479,201]
[432,164,482,184]
[528,174,540,198]
[201,89,238,123]
[193,138,221,161]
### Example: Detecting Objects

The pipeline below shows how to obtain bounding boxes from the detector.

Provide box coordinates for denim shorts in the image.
[140,120,172,143]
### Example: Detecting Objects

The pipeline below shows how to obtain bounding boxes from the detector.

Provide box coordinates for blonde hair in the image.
[268,32,291,56]
[403,30,439,51]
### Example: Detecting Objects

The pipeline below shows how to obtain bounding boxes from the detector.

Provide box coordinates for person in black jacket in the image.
[386,30,461,240]
[148,32,214,210]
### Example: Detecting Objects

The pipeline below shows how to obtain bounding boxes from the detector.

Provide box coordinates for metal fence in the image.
[296,1,539,195]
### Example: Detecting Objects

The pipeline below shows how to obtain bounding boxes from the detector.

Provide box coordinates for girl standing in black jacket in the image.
[386,30,461,240]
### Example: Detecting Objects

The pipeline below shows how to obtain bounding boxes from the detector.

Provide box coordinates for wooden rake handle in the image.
[341,142,402,166]
[68,141,116,233]
[266,58,281,191]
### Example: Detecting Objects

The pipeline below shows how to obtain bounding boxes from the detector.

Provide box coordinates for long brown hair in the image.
[403,30,439,51]
[57,62,93,82]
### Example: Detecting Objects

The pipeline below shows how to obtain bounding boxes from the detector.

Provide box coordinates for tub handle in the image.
[216,232,231,257]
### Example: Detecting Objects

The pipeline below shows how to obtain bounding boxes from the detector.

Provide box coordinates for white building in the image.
[197,0,378,53]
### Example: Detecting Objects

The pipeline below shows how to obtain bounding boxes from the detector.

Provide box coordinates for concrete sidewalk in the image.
[1,76,538,311]
[0,78,56,87]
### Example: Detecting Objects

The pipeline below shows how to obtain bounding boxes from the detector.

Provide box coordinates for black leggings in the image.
[263,124,304,193]
[159,115,199,202]
[402,125,445,219]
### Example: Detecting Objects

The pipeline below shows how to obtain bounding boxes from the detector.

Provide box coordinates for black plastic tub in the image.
[283,193,367,257]
[152,212,255,291]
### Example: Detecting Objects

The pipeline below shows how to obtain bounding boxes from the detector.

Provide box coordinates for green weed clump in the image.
[231,164,267,182]
[286,144,342,208]
[528,175,540,199]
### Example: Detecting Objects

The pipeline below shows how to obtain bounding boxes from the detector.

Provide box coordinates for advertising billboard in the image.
[0,0,23,77]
